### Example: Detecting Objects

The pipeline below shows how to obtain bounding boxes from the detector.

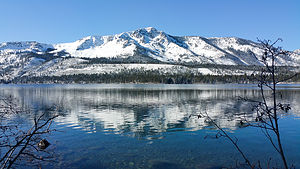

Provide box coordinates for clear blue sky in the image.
[0,0,299,50]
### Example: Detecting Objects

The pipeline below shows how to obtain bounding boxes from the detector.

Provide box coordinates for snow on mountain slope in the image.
[0,27,299,82]
[54,35,136,58]
[51,27,300,66]
[0,41,53,55]
[1,27,299,66]
[289,50,300,64]
[0,53,46,81]
[53,27,235,64]
[23,59,224,78]
[206,37,262,65]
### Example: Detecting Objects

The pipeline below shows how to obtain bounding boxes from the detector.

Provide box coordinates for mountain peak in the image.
[133,27,160,34]
[144,27,157,32]
[294,49,300,54]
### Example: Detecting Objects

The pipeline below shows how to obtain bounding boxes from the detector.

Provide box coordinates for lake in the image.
[0,84,300,169]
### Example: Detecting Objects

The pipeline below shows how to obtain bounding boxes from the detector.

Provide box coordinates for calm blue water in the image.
[1,84,300,169]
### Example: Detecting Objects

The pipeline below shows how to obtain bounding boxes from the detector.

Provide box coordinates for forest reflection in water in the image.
[1,84,300,138]
[1,84,300,168]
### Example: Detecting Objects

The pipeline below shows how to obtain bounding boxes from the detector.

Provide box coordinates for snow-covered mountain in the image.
[0,27,299,83]
[52,27,299,65]
[2,27,300,65]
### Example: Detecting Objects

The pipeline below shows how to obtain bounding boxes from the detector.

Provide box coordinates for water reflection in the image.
[1,84,300,138]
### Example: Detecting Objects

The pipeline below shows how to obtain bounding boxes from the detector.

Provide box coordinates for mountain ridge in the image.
[1,27,299,66]
[0,27,299,83]
[49,27,300,66]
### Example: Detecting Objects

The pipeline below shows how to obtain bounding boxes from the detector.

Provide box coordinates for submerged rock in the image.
[37,139,50,150]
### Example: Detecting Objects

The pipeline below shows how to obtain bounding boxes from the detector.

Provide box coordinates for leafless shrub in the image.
[0,96,58,169]
[192,39,296,169]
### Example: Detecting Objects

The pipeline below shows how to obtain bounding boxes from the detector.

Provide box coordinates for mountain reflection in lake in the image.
[1,84,300,169]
